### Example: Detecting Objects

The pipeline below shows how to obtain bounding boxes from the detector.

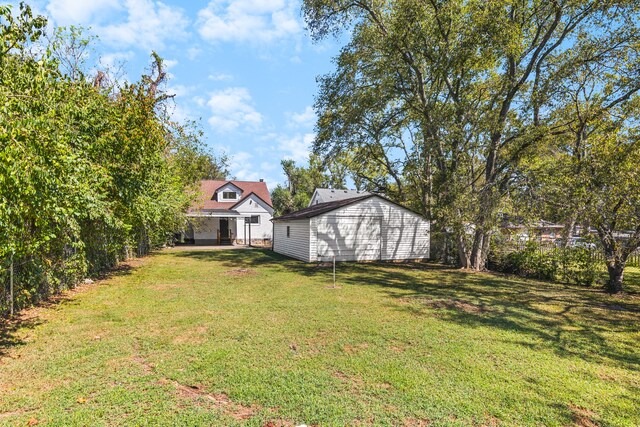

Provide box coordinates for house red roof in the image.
[190,180,272,212]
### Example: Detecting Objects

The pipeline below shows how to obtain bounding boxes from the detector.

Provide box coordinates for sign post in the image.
[333,256,336,287]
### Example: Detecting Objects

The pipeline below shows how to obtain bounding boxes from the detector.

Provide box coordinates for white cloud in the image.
[277,133,314,163]
[167,84,193,98]
[196,0,301,44]
[167,102,192,124]
[46,0,189,50]
[187,47,202,60]
[228,151,261,181]
[46,0,119,24]
[163,58,178,69]
[287,105,315,128]
[99,0,189,49]
[208,73,233,81]
[207,87,263,133]
[193,96,206,107]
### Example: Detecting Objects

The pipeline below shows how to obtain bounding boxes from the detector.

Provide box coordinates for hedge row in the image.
[0,6,216,316]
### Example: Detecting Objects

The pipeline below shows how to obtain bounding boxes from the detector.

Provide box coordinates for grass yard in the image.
[0,249,639,426]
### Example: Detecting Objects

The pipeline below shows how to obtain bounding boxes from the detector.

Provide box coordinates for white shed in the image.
[272,195,430,262]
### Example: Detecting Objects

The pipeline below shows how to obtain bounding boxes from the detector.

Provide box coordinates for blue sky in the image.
[18,0,342,189]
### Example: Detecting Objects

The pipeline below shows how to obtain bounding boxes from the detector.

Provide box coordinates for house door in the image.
[219,218,230,242]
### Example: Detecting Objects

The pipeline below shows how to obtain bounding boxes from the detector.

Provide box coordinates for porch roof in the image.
[187,210,247,218]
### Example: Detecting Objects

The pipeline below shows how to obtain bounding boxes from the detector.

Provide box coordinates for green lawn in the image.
[1,249,639,426]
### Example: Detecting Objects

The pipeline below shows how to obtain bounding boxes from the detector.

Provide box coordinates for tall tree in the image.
[272,154,346,215]
[304,0,640,270]
[0,3,213,315]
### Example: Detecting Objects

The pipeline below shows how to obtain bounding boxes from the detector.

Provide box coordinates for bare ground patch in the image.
[342,342,370,354]
[172,325,208,345]
[400,297,489,314]
[165,380,259,420]
[131,352,259,420]
[401,418,433,426]
[262,419,296,427]
[225,268,257,277]
[150,283,182,291]
[569,404,601,427]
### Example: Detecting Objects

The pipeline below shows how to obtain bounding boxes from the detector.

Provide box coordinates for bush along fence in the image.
[0,7,225,318]
[430,234,638,285]
[1,236,155,318]
[487,242,603,286]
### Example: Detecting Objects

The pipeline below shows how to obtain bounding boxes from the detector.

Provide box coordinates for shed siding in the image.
[315,216,381,261]
[273,219,311,262]
[314,198,429,261]
[273,196,429,262]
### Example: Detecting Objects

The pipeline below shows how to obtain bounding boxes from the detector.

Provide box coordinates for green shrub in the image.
[488,242,598,286]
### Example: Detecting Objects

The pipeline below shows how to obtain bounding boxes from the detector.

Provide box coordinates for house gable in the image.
[232,192,275,215]
[214,182,244,202]
[189,180,273,213]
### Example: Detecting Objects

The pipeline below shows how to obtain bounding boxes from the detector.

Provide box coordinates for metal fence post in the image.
[9,256,14,317]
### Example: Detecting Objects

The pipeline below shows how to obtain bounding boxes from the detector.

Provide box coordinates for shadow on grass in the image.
[0,315,41,358]
[0,259,139,359]
[175,249,640,373]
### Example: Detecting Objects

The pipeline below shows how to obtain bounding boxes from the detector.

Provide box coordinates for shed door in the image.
[316,216,381,261]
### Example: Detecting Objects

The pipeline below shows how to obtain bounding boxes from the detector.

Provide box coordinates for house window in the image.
[245,216,260,224]
[222,191,237,200]
[286,226,290,237]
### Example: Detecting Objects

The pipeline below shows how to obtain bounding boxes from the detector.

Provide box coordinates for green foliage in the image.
[0,4,222,316]
[305,0,640,270]
[489,242,598,286]
[272,154,346,216]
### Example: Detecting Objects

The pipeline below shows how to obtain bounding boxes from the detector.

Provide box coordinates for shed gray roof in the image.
[273,195,374,221]
[272,194,426,221]
[312,188,371,204]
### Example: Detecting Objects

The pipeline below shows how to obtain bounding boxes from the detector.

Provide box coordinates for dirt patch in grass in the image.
[0,409,28,419]
[262,420,296,427]
[479,415,501,426]
[132,353,259,420]
[167,380,259,420]
[401,418,433,426]
[401,297,489,314]
[342,342,369,354]
[225,268,257,276]
[172,325,208,345]
[569,404,600,427]
[150,283,182,291]
[333,371,364,389]
[131,354,155,373]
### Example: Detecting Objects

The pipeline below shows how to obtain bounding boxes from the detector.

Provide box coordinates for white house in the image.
[186,180,274,245]
[272,194,430,262]
[309,188,370,206]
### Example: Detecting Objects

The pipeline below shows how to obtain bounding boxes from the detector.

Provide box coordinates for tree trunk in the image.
[456,232,471,268]
[457,228,490,270]
[469,229,491,270]
[561,216,576,247]
[605,261,625,294]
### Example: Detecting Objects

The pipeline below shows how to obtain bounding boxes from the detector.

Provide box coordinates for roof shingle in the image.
[272,194,374,220]
[190,180,272,212]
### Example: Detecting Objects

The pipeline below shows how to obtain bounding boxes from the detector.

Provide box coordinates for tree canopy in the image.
[0,3,227,315]
[304,0,640,290]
